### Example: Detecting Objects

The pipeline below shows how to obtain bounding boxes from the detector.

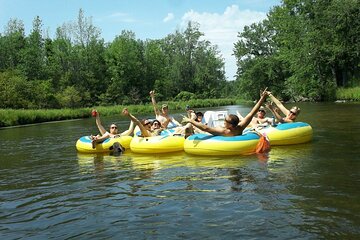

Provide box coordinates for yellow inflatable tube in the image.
[184,132,260,156]
[76,135,132,153]
[130,135,185,154]
[257,122,313,145]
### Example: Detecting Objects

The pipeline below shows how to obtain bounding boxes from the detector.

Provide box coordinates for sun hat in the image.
[259,106,266,113]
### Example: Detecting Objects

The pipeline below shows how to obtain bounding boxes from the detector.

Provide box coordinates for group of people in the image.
[90,89,301,148]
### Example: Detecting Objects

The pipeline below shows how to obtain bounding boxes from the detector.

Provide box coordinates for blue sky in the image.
[0,0,281,80]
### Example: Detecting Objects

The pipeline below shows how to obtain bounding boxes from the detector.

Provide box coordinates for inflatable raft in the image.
[184,132,260,156]
[130,134,185,153]
[256,122,313,145]
[76,135,133,153]
[130,134,185,154]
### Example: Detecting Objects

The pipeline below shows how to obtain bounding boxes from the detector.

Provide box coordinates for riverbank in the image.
[0,98,239,128]
[336,87,360,101]
[2,90,359,128]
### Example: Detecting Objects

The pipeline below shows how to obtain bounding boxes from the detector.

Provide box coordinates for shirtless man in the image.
[90,109,135,149]
[237,106,273,127]
[182,90,269,136]
[149,90,180,128]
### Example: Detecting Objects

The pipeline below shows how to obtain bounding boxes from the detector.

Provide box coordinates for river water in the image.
[0,103,359,239]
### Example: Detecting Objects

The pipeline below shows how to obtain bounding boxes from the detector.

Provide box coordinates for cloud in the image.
[180,5,267,80]
[101,12,136,23]
[163,13,175,23]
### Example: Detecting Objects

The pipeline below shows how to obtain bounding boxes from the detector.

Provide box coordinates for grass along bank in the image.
[336,87,360,101]
[0,98,238,128]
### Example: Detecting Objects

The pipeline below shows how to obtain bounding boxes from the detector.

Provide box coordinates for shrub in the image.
[174,91,196,101]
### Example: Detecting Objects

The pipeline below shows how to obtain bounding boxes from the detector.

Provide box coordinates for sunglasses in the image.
[289,111,297,115]
[111,126,118,129]
[258,110,265,113]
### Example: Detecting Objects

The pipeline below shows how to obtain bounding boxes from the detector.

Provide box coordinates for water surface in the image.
[1,103,359,239]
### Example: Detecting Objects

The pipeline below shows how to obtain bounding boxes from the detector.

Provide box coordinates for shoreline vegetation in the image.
[0,98,239,128]
[336,87,360,102]
[1,87,359,128]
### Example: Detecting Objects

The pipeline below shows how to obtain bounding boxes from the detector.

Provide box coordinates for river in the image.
[0,102,359,239]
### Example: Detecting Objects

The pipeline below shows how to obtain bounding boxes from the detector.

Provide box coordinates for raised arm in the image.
[239,90,268,128]
[93,110,107,135]
[182,117,227,136]
[122,108,151,137]
[266,103,283,122]
[268,92,290,116]
[149,90,160,117]
[120,120,136,136]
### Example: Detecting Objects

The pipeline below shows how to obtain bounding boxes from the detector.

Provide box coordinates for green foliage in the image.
[158,21,226,99]
[0,10,227,110]
[0,70,61,109]
[0,18,26,70]
[55,86,83,108]
[105,30,145,105]
[1,3,359,112]
[20,16,46,80]
[336,87,360,101]
[234,0,360,101]
[0,98,236,127]
[174,91,196,101]
[0,70,27,108]
[0,108,89,127]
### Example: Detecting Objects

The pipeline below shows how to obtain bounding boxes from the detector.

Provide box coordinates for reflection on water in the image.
[1,103,360,239]
[77,151,254,171]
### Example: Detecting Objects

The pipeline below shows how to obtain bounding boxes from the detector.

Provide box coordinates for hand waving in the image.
[122,108,129,116]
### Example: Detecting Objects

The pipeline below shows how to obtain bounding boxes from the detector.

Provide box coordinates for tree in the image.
[20,16,46,80]
[46,9,106,106]
[234,20,288,99]
[234,0,360,101]
[159,21,226,99]
[0,18,26,70]
[105,30,145,104]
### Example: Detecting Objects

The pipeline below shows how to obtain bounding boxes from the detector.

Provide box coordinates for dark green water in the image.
[1,103,359,239]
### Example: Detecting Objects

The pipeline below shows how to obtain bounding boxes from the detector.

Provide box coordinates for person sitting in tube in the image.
[266,91,301,123]
[122,108,169,137]
[182,90,269,136]
[237,106,274,128]
[90,109,135,149]
[186,109,207,135]
[149,90,180,128]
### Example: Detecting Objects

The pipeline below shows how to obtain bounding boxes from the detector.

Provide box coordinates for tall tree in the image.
[47,9,106,107]
[234,20,288,100]
[0,18,26,70]
[70,9,105,105]
[20,16,46,80]
[143,39,167,99]
[105,30,145,105]
[160,21,225,99]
